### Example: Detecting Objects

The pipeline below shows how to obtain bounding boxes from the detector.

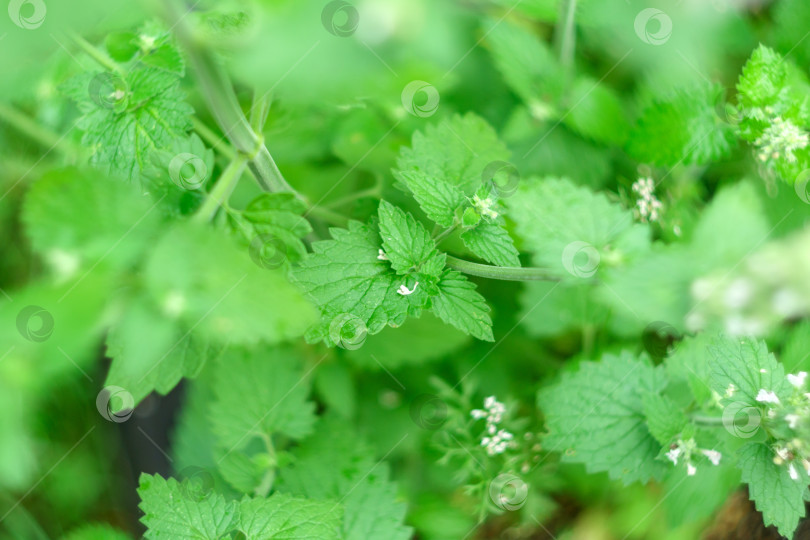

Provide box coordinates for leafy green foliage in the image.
[540,351,669,485]
[278,417,412,540]
[209,347,316,449]
[393,114,510,228]
[627,84,736,166]
[737,443,807,537]
[229,192,312,263]
[144,222,316,344]
[292,201,493,344]
[138,474,342,539]
[63,66,193,182]
[708,336,789,405]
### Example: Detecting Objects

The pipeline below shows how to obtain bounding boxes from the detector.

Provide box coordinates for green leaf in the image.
[392,170,465,228]
[277,416,412,540]
[314,362,356,418]
[138,473,238,540]
[627,84,736,167]
[209,347,316,450]
[377,200,445,276]
[539,351,669,485]
[519,281,608,337]
[564,77,629,146]
[22,167,163,271]
[431,269,493,342]
[290,220,421,346]
[393,114,510,227]
[238,495,343,539]
[781,319,810,373]
[507,177,649,277]
[62,66,193,182]
[232,192,312,263]
[104,298,221,406]
[460,220,520,267]
[62,524,132,540]
[484,18,562,113]
[343,311,470,370]
[642,393,688,446]
[708,336,790,406]
[737,442,807,537]
[144,222,317,345]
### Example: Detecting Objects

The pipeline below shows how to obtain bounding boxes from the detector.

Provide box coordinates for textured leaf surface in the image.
[238,495,342,540]
[210,347,316,450]
[708,336,789,406]
[627,84,736,166]
[460,220,520,267]
[291,220,417,345]
[394,114,509,226]
[431,269,493,342]
[737,443,807,537]
[377,200,444,276]
[540,351,669,484]
[138,474,238,540]
[63,67,193,181]
[278,417,411,540]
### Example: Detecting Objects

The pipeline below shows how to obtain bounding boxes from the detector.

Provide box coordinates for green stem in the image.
[191,116,236,160]
[554,0,577,79]
[307,205,350,226]
[691,415,727,427]
[324,184,382,209]
[250,90,271,133]
[165,1,294,194]
[445,255,558,281]
[0,103,79,155]
[192,154,248,223]
[68,32,124,75]
[433,224,458,245]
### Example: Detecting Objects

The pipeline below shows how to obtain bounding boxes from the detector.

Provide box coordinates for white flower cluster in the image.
[666,437,722,476]
[471,396,516,456]
[754,116,809,163]
[756,371,810,481]
[472,195,498,220]
[631,177,663,223]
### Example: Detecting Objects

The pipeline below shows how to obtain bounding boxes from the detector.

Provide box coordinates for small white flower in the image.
[632,177,663,223]
[788,372,808,389]
[470,409,487,420]
[687,463,697,476]
[786,414,801,429]
[774,446,791,464]
[755,389,780,405]
[666,447,682,465]
[803,459,810,476]
[701,449,722,466]
[759,369,768,374]
[472,195,498,220]
[377,249,388,261]
[788,463,799,481]
[396,281,419,296]
[725,384,737,398]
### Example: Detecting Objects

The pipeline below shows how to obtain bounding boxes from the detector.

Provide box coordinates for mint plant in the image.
[1,1,810,539]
